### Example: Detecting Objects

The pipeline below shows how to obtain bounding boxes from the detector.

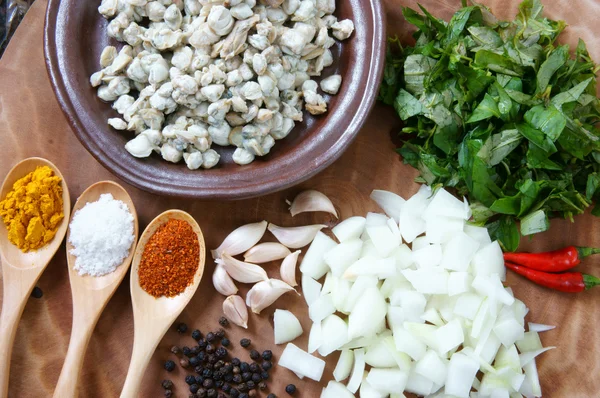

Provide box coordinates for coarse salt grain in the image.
[68,193,135,276]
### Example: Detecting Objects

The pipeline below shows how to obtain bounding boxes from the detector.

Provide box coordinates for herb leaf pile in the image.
[380,0,600,251]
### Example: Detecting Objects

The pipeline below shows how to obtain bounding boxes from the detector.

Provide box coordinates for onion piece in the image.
[346,348,365,393]
[370,190,406,223]
[289,190,338,218]
[333,349,354,382]
[519,346,556,367]
[367,224,401,257]
[299,231,337,280]
[301,273,322,306]
[280,250,301,287]
[318,315,349,356]
[414,350,448,385]
[527,322,555,333]
[364,336,397,368]
[268,223,327,249]
[445,352,480,398]
[308,321,323,354]
[273,309,303,344]
[359,372,386,398]
[365,368,408,395]
[309,293,336,323]
[321,381,354,398]
[332,216,366,242]
[347,286,387,339]
[279,343,325,382]
[324,238,363,277]
[343,257,396,280]
[212,220,267,259]
[244,242,291,264]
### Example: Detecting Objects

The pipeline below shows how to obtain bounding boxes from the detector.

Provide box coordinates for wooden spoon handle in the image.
[53,313,98,398]
[0,262,41,398]
[120,334,160,398]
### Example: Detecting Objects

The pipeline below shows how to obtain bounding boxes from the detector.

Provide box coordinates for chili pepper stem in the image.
[583,274,600,290]
[577,246,600,259]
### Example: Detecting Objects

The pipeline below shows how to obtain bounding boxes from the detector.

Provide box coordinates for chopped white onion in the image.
[346,348,365,393]
[370,189,406,222]
[527,322,555,333]
[299,231,337,279]
[278,343,325,382]
[333,348,354,382]
[332,216,366,242]
[301,274,322,306]
[273,309,303,344]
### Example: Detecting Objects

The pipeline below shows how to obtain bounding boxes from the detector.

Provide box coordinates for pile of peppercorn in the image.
[160,317,290,398]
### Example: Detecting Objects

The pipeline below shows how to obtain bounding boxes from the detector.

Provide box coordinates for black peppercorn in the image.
[207,388,217,398]
[197,351,206,362]
[249,363,259,373]
[213,371,223,381]
[203,378,214,389]
[161,379,173,389]
[285,384,296,394]
[222,383,231,393]
[176,322,188,334]
[258,381,267,390]
[195,375,204,384]
[261,350,273,361]
[232,374,242,384]
[31,287,43,299]
[215,360,224,369]
[206,332,216,342]
[260,371,269,380]
[251,373,261,383]
[208,354,217,364]
[215,380,224,388]
[183,346,192,357]
[189,356,200,367]
[185,374,196,385]
[202,369,213,378]
[194,365,204,374]
[240,338,251,348]
[191,345,200,355]
[198,388,207,398]
[238,383,247,392]
[242,372,251,382]
[215,329,225,338]
[267,394,276,398]
[170,345,180,355]
[232,358,241,366]
[191,329,202,340]
[198,339,207,350]
[180,358,190,368]
[261,360,272,371]
[240,362,250,372]
[221,338,230,347]
[205,344,215,354]
[224,373,233,382]
[190,384,200,394]
[215,347,227,358]
[219,316,229,327]
[249,350,259,360]
[246,380,255,390]
[230,389,240,398]
[222,363,233,373]
[164,389,173,398]
[164,360,176,372]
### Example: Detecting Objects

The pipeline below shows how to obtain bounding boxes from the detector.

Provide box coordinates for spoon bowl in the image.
[53,181,138,398]
[0,157,70,398]
[121,210,205,397]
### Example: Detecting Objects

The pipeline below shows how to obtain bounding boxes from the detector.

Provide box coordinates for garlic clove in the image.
[246,278,297,314]
[212,263,238,296]
[211,220,268,259]
[280,250,301,287]
[244,242,291,263]
[218,253,269,283]
[268,223,327,249]
[289,190,338,218]
[223,295,249,329]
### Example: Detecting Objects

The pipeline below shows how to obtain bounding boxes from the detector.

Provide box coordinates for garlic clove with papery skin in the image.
[211,220,268,259]
[223,295,249,328]
[267,223,326,249]
[288,190,338,218]
[212,263,238,296]
[244,242,291,263]
[246,279,297,314]
[280,250,301,287]
[218,253,269,283]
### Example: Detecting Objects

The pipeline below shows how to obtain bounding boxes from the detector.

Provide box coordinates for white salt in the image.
[68,193,135,276]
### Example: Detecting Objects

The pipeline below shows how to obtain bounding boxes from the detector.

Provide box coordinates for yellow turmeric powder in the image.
[0,166,64,252]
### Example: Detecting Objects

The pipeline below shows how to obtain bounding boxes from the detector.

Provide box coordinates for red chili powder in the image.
[138,219,199,298]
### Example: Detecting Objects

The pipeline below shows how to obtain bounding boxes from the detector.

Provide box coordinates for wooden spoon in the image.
[0,157,70,398]
[53,181,139,398]
[120,210,205,398]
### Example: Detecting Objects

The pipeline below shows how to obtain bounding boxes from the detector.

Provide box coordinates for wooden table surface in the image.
[1,0,599,397]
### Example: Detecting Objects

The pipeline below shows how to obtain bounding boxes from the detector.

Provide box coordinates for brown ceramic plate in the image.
[43,1,385,200]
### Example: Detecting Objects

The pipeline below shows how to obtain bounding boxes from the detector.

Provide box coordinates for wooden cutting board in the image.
[1,0,599,396]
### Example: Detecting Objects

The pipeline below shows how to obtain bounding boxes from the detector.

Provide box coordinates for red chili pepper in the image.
[505,262,600,293]
[503,246,600,273]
